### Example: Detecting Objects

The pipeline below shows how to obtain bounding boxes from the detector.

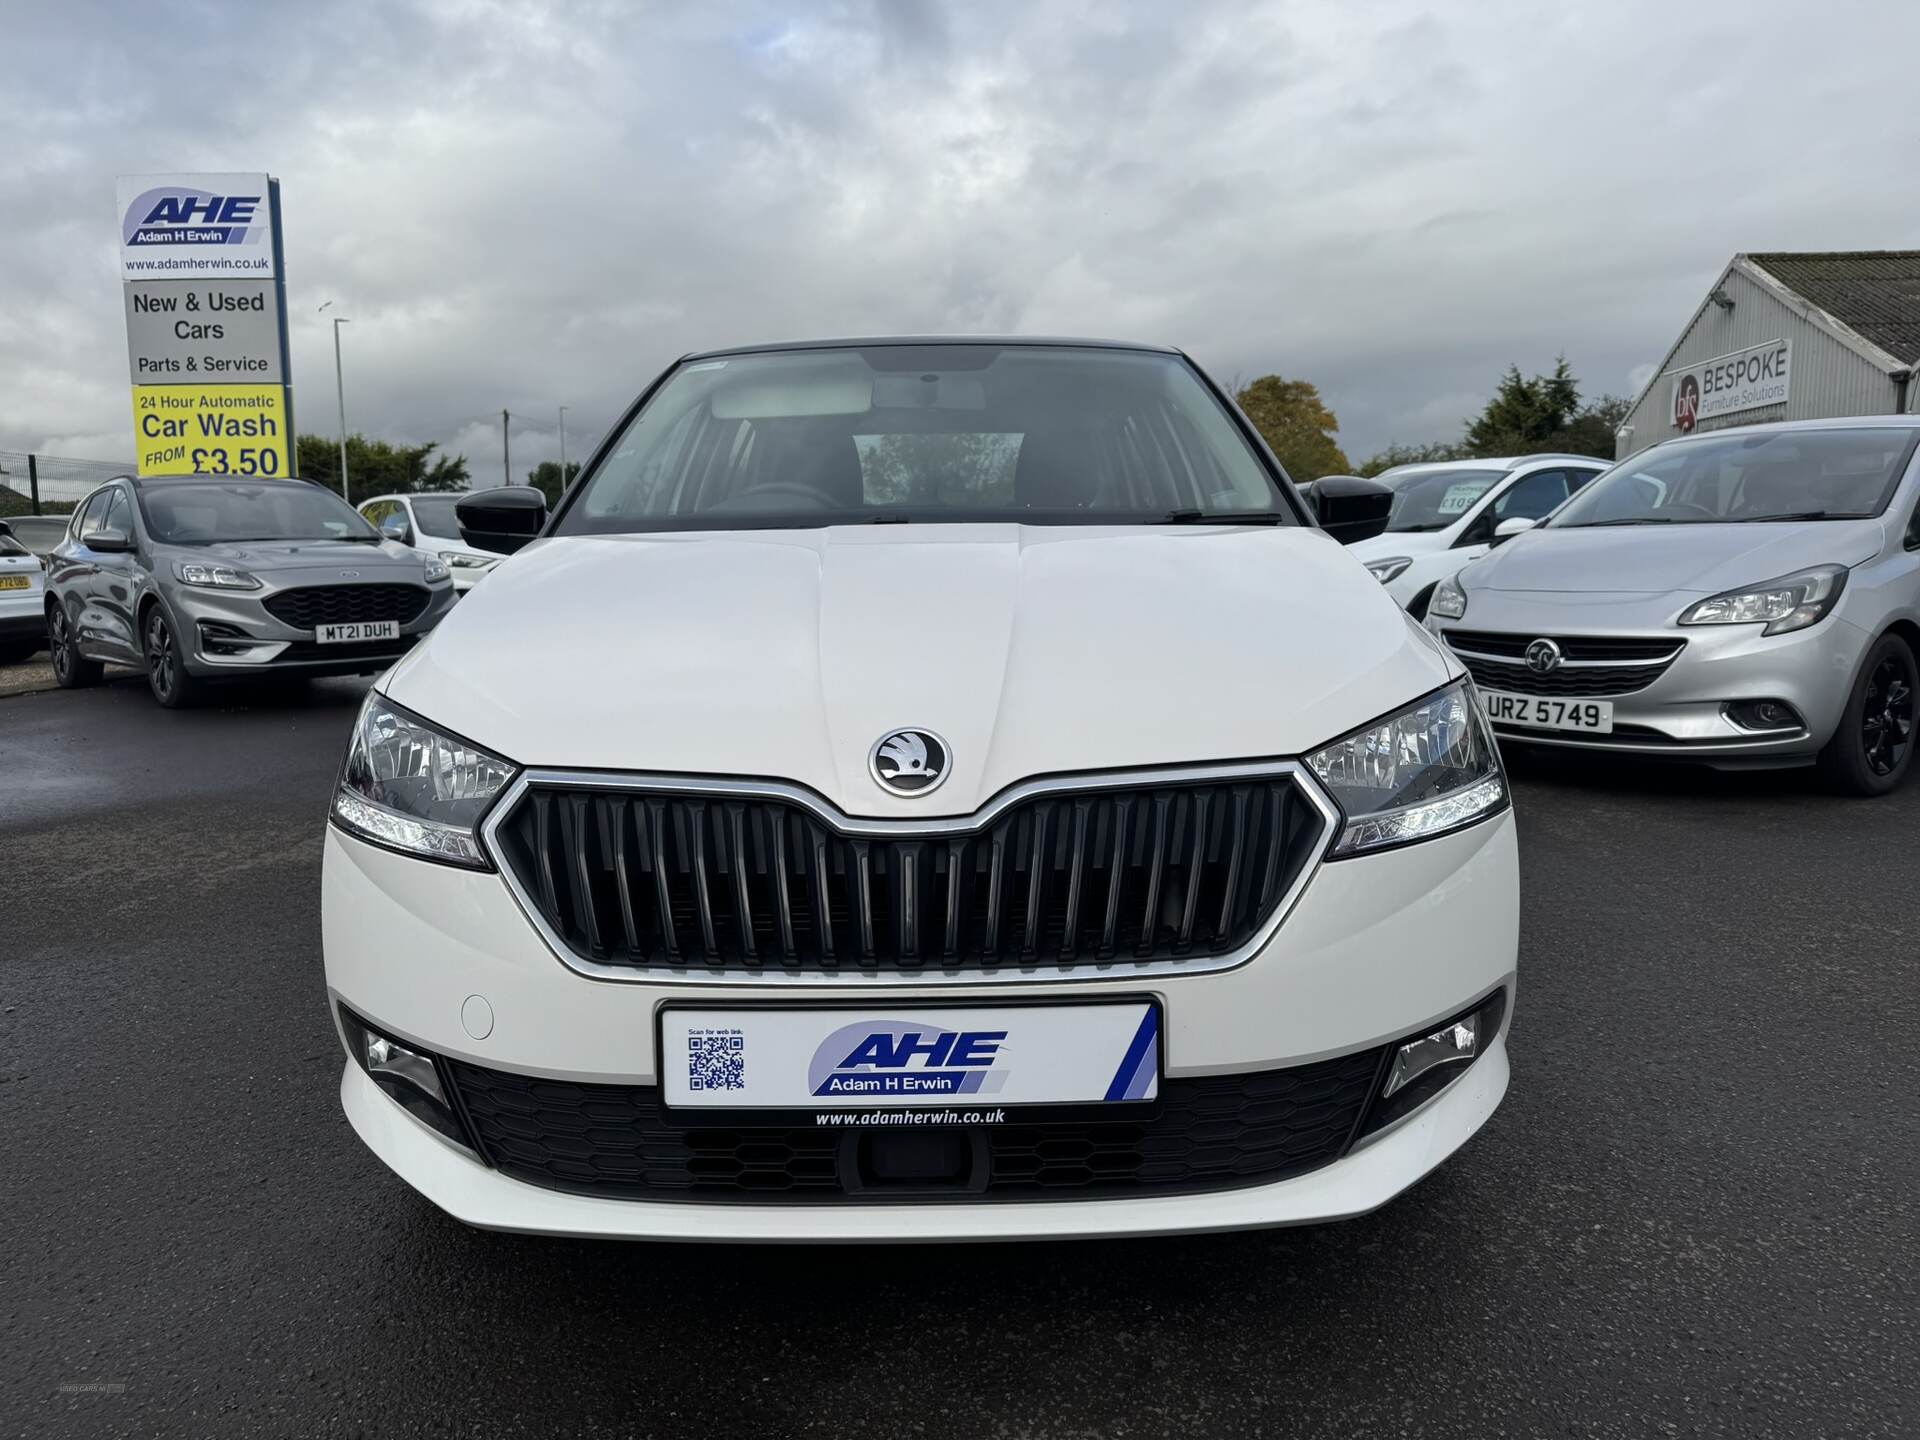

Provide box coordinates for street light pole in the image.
[558,405,569,480]
[327,312,351,502]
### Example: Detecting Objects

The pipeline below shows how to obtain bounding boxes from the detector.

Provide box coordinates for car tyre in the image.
[48,604,103,688]
[1817,632,1916,796]
[143,606,204,709]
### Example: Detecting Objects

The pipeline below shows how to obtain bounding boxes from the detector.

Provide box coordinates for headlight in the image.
[1428,573,1467,620]
[422,556,451,583]
[175,561,262,590]
[330,692,516,868]
[1364,556,1412,584]
[437,549,497,570]
[1306,681,1506,856]
[1678,565,1847,636]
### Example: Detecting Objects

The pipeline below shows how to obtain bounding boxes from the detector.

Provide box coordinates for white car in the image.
[321,336,1517,1242]
[0,522,48,663]
[1348,456,1607,616]
[356,493,500,593]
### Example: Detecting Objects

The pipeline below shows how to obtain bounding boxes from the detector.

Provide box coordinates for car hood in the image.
[1466,519,1886,596]
[157,538,428,576]
[383,524,1457,818]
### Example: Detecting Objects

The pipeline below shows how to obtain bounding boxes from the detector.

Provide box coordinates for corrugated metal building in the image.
[1616,251,1920,457]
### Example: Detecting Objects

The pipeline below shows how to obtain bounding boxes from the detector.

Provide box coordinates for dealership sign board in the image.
[1671,339,1791,432]
[118,173,293,477]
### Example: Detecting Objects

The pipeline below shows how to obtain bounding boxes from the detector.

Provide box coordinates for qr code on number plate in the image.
[687,1028,746,1092]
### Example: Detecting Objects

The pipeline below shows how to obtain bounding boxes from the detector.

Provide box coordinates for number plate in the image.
[0,575,30,591]
[661,1002,1160,1113]
[1481,691,1614,733]
[314,620,399,645]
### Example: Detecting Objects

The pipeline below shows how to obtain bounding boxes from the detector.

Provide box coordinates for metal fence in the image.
[0,452,136,514]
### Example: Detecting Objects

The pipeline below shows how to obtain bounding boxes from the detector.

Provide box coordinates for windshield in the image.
[553,344,1292,535]
[409,496,463,536]
[137,482,380,545]
[1552,428,1919,527]
[1380,467,1505,533]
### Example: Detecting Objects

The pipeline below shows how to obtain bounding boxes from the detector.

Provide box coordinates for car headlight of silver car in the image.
[1677,564,1847,636]
[331,692,516,868]
[1306,681,1507,856]
[1427,573,1467,620]
[438,549,497,570]
[421,556,452,583]
[1363,556,1412,584]
[174,561,262,590]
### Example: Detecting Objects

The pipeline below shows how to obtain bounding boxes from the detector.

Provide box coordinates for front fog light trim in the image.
[1357,989,1507,1141]
[339,1007,477,1152]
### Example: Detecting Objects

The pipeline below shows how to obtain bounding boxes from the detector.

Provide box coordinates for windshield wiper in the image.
[1160,510,1286,525]
[1566,517,1675,528]
[1734,510,1870,523]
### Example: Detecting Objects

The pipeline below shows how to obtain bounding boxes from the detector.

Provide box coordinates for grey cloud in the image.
[3,0,1918,474]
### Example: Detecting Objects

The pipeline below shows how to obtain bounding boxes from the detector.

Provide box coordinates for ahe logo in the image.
[123,188,263,248]
[808,1021,1007,1098]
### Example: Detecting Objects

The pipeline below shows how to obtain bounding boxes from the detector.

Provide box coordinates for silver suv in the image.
[1427,418,1920,794]
[46,475,456,707]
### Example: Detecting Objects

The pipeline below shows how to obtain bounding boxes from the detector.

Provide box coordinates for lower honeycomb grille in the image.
[444,1047,1388,1203]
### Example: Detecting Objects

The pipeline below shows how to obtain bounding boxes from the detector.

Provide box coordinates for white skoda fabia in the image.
[321,337,1518,1241]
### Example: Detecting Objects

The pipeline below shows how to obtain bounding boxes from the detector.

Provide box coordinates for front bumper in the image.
[322,802,1519,1239]
[173,580,457,679]
[1431,608,1872,765]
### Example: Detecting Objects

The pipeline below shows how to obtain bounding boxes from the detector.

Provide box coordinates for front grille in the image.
[445,1048,1385,1203]
[491,773,1328,977]
[1444,630,1680,662]
[1443,630,1684,698]
[262,584,429,630]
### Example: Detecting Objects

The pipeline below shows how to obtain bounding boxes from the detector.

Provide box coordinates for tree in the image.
[295,434,471,496]
[526,460,581,508]
[1558,393,1630,462]
[1463,358,1583,456]
[1233,375,1351,481]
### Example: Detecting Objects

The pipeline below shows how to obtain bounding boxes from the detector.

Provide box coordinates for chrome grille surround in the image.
[479,762,1341,986]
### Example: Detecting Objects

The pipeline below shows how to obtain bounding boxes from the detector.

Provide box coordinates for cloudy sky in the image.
[5,0,1918,479]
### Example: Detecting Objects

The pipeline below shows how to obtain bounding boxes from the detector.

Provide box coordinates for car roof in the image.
[1648,414,1920,447]
[680,335,1183,362]
[126,473,327,487]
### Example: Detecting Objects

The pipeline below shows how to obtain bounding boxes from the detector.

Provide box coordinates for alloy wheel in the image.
[1861,654,1915,777]
[147,613,176,702]
[50,608,71,681]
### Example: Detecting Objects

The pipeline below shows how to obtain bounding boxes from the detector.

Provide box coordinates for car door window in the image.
[360,500,396,527]
[1566,466,1605,493]
[1492,469,1572,522]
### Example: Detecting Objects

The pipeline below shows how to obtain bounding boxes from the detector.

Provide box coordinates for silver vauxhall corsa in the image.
[1426,418,1920,795]
[46,475,456,707]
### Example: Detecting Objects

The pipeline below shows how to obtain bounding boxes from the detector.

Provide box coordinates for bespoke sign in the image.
[1671,339,1791,432]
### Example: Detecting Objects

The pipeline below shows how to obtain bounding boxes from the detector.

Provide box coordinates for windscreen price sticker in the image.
[133,383,290,477]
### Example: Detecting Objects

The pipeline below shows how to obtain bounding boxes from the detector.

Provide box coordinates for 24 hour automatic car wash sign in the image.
[117,173,294,476]
[1670,339,1791,433]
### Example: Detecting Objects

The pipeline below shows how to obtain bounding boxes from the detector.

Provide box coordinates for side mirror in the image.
[1305,475,1393,545]
[89,529,134,553]
[379,512,412,543]
[456,486,547,555]
[1491,516,1536,546]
